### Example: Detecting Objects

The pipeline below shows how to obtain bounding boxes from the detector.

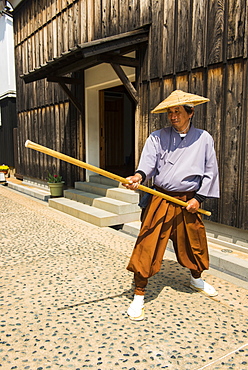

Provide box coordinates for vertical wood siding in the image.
[13,0,248,229]
[0,98,17,167]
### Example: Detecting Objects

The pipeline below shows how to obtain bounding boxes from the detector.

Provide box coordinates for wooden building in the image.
[11,0,248,230]
[0,6,17,168]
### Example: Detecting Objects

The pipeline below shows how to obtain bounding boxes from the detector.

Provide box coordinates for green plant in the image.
[47,173,63,183]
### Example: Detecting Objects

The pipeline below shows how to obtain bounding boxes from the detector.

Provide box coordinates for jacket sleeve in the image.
[136,134,158,182]
[196,135,220,198]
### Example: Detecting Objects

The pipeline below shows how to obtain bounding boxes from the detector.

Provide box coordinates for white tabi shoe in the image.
[127,294,145,321]
[190,276,218,297]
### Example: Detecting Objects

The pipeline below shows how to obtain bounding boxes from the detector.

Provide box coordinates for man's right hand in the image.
[122,173,142,190]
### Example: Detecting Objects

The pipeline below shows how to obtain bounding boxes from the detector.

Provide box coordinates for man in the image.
[123,90,220,321]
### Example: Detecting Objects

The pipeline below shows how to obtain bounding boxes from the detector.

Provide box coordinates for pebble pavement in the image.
[0,185,248,370]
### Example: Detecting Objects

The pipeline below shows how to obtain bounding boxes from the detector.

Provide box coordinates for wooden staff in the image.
[25,140,211,216]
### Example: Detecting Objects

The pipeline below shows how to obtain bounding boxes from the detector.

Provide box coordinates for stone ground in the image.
[0,185,247,370]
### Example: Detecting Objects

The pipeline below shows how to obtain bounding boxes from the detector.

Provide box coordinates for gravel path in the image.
[0,185,247,370]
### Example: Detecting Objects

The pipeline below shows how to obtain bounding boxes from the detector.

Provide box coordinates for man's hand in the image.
[122,173,142,190]
[186,198,200,213]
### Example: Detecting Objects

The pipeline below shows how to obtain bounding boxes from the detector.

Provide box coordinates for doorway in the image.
[99,85,135,178]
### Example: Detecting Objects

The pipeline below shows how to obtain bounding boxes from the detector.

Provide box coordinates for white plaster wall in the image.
[0,13,16,99]
[85,62,135,180]
[10,0,24,8]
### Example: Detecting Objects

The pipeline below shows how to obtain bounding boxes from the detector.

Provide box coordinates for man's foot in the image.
[127,294,145,321]
[190,276,218,297]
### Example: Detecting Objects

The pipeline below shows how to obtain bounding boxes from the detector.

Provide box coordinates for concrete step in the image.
[49,198,141,227]
[207,241,248,281]
[121,221,248,282]
[89,175,124,188]
[204,219,248,253]
[23,177,49,191]
[75,181,139,203]
[122,220,141,237]
[7,181,50,201]
[64,188,101,205]
[64,188,140,214]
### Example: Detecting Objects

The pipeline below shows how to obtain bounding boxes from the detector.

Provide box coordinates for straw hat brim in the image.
[151,90,210,113]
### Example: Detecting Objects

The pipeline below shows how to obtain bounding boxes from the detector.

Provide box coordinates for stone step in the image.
[122,220,141,237]
[23,177,49,190]
[75,181,139,203]
[64,189,140,215]
[7,181,50,201]
[49,198,140,227]
[89,175,124,188]
[207,241,248,281]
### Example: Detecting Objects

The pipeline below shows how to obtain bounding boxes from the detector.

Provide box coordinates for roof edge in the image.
[9,0,25,9]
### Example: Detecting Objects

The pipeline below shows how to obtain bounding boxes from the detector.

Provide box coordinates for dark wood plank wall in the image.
[14,0,86,184]
[13,0,151,185]
[0,98,17,167]
[13,0,248,230]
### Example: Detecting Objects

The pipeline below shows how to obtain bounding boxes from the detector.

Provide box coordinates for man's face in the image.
[167,106,193,133]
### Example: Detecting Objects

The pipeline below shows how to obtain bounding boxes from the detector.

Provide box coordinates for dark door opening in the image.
[100,85,135,178]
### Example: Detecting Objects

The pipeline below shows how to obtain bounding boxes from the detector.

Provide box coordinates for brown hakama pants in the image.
[126,188,209,295]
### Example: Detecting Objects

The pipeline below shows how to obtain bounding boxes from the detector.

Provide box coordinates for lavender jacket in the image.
[136,125,220,198]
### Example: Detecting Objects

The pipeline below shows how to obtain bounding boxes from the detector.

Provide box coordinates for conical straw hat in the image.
[151,90,210,113]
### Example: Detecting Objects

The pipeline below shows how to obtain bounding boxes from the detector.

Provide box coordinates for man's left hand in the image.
[186,198,200,213]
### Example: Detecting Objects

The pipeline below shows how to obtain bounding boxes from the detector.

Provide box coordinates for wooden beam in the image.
[47,76,83,84]
[110,63,138,104]
[58,82,84,115]
[98,53,139,67]
[56,56,101,76]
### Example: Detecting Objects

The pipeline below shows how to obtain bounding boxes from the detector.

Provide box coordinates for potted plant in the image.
[47,172,64,197]
[0,164,10,176]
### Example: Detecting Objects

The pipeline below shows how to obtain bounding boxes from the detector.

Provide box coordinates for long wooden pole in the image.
[25,140,211,216]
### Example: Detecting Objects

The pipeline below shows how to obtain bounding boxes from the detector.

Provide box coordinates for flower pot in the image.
[48,182,64,197]
[0,172,6,182]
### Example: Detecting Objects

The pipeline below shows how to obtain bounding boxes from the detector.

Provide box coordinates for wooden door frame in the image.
[99,88,136,175]
[99,90,105,170]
